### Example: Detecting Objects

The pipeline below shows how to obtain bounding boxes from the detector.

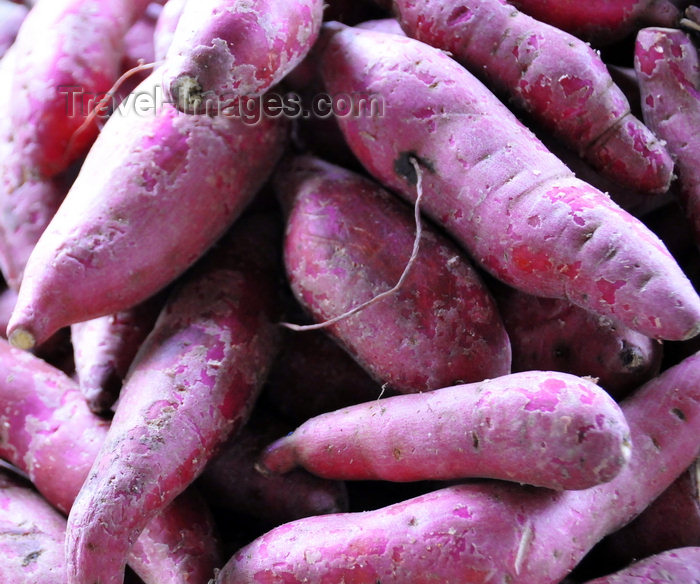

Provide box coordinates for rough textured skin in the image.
[65,214,283,584]
[216,350,700,584]
[319,25,700,342]
[602,459,699,563]
[508,0,681,44]
[278,155,512,393]
[262,328,385,425]
[391,0,674,195]
[6,71,287,350]
[635,28,700,245]
[0,0,27,59]
[261,370,631,490]
[0,337,223,584]
[0,469,67,584]
[494,285,663,399]
[9,0,152,177]
[71,294,164,414]
[0,48,69,291]
[161,0,324,113]
[199,409,349,525]
[126,487,223,584]
[580,547,700,583]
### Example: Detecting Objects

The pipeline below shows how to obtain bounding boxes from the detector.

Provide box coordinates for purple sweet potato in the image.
[215,349,700,583]
[391,0,675,195]
[319,24,700,341]
[261,327,385,425]
[278,154,512,393]
[199,408,349,526]
[0,48,70,291]
[579,547,700,583]
[635,27,700,245]
[161,0,324,113]
[0,0,27,59]
[601,458,699,563]
[494,285,663,399]
[508,0,682,45]
[6,70,287,351]
[0,337,222,584]
[260,370,631,490]
[71,293,164,414]
[0,468,67,584]
[153,0,185,61]
[121,3,160,72]
[65,213,283,584]
[8,0,152,177]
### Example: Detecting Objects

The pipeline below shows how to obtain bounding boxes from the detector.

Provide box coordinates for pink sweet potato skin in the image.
[0,48,69,291]
[65,214,283,584]
[161,0,324,113]
[0,338,222,584]
[635,28,700,245]
[0,0,27,58]
[153,0,185,61]
[0,469,67,584]
[7,71,287,350]
[278,155,511,392]
[391,0,674,195]
[199,409,349,526]
[601,458,699,563]
[261,370,631,490]
[9,0,151,177]
[126,487,223,584]
[71,294,164,414]
[319,25,700,342]
[216,350,700,584]
[495,285,663,399]
[508,0,681,45]
[580,547,700,583]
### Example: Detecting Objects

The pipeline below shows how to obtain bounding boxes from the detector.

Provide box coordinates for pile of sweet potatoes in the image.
[0,1,698,583]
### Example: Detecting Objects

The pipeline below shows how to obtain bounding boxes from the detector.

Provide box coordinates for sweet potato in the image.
[0,468,67,584]
[0,0,27,58]
[390,0,674,195]
[508,0,682,45]
[494,284,663,399]
[65,213,283,584]
[0,48,70,291]
[161,0,324,113]
[277,154,512,392]
[261,327,385,425]
[260,370,631,490]
[319,24,700,342]
[71,293,164,414]
[635,27,700,245]
[199,408,349,526]
[601,458,699,563]
[0,337,222,584]
[153,0,185,61]
[8,0,152,177]
[6,70,287,351]
[215,349,700,583]
[579,547,700,583]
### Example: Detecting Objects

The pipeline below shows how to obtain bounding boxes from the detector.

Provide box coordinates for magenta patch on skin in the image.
[559,76,592,100]
[596,278,626,305]
[522,378,566,411]
[453,505,472,519]
[510,244,553,274]
[447,6,473,27]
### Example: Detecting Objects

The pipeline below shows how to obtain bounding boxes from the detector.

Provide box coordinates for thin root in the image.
[281,157,426,332]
